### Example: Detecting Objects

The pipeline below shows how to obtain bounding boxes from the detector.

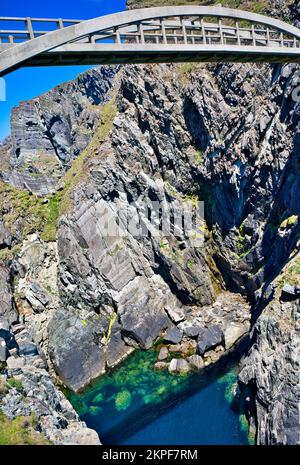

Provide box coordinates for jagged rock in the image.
[163,326,183,345]
[182,325,202,339]
[1,356,101,445]
[105,323,134,369]
[281,284,300,301]
[165,306,186,324]
[187,354,204,370]
[197,325,224,356]
[118,277,173,349]
[1,3,300,443]
[239,293,300,445]
[168,358,190,374]
[0,265,17,325]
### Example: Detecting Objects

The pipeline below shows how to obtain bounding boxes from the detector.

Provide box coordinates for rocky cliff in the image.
[0,0,299,445]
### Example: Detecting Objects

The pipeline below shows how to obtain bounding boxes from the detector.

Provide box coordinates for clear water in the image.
[67,348,250,445]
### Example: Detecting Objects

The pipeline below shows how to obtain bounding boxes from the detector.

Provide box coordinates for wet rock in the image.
[157,346,169,361]
[197,325,224,356]
[187,354,204,370]
[163,326,183,345]
[154,361,167,370]
[168,358,190,374]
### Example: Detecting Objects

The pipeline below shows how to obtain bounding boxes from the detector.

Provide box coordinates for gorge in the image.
[0,0,299,446]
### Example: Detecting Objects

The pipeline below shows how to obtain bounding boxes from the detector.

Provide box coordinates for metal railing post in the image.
[26,17,34,39]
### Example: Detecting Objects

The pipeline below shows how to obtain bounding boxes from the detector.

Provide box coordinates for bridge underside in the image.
[1,6,300,76]
[17,45,300,69]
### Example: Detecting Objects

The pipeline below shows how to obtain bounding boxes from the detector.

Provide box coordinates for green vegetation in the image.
[40,195,61,242]
[187,258,195,270]
[277,254,300,288]
[128,0,270,15]
[102,312,117,345]
[115,390,132,411]
[0,411,49,445]
[194,149,203,165]
[58,96,117,216]
[7,378,23,392]
[280,215,298,229]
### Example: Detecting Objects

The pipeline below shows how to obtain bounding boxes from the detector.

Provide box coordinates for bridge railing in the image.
[0,13,299,50]
[0,17,81,43]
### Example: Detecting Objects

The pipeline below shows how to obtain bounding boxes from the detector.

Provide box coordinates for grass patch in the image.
[7,378,23,392]
[277,254,300,288]
[0,411,49,445]
[58,96,117,216]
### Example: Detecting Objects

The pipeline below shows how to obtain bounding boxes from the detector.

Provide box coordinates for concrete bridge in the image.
[1,6,300,76]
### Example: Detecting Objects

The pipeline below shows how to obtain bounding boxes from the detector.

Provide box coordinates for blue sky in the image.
[0,0,126,140]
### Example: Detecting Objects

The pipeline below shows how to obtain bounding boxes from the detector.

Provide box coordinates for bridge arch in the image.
[1,6,300,76]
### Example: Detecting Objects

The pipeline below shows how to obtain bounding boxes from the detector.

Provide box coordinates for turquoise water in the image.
[68,348,250,445]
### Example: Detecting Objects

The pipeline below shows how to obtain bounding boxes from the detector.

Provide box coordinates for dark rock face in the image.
[0,264,17,327]
[239,292,300,445]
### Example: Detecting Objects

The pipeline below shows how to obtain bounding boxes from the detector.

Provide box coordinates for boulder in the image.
[224,321,250,350]
[18,342,39,357]
[168,358,190,374]
[187,354,204,370]
[154,361,167,370]
[118,277,173,349]
[165,306,186,324]
[182,325,202,339]
[197,325,224,355]
[48,308,106,392]
[6,356,25,370]
[163,327,183,345]
[281,284,300,301]
[157,346,169,361]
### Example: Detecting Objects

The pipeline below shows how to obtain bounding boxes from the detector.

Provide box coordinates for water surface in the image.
[68,348,250,445]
